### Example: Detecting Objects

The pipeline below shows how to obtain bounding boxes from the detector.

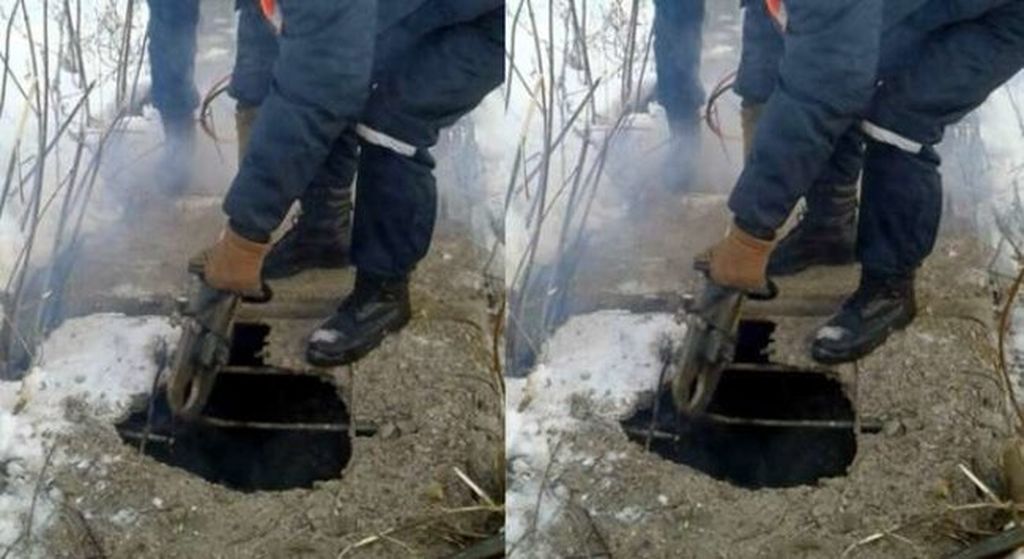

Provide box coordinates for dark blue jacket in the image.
[225,0,502,240]
[731,0,1017,233]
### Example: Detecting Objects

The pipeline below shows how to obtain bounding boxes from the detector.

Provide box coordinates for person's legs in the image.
[812,1,1024,364]
[734,0,782,156]
[734,0,862,276]
[653,0,705,192]
[227,0,359,279]
[307,9,505,366]
[147,0,199,118]
[145,0,200,194]
[262,129,359,279]
[228,0,278,160]
[259,0,504,281]
[767,128,863,276]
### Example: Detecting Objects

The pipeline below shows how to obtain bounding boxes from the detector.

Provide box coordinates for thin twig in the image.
[958,463,1002,505]
[996,259,1024,436]
[141,339,169,454]
[454,466,497,509]
[17,442,58,557]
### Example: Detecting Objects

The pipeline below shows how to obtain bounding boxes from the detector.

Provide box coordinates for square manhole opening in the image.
[227,322,270,367]
[733,319,775,364]
[117,320,355,492]
[623,323,866,490]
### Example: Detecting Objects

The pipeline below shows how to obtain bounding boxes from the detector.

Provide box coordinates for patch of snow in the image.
[506,310,685,557]
[0,314,177,557]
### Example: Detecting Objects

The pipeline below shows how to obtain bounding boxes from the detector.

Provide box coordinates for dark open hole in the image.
[116,372,352,492]
[228,322,269,367]
[733,319,775,364]
[622,368,856,489]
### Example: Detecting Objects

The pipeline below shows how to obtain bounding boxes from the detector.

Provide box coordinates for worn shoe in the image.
[262,182,353,280]
[768,182,858,277]
[306,272,412,366]
[811,272,916,364]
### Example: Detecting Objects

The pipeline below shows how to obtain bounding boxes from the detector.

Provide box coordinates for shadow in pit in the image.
[622,320,863,489]
[117,322,354,492]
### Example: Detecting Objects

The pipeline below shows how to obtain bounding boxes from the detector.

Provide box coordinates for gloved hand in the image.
[193,226,270,298]
[696,225,775,294]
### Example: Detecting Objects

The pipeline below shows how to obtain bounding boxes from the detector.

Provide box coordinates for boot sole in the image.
[810,310,916,365]
[305,315,410,367]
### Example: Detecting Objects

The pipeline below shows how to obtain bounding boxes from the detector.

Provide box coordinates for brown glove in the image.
[698,226,775,293]
[195,226,269,297]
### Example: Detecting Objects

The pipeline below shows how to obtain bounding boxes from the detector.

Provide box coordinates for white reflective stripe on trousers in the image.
[356,124,417,158]
[860,120,924,154]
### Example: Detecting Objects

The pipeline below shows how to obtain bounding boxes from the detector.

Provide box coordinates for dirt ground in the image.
[47,235,502,559]
[517,177,1014,558]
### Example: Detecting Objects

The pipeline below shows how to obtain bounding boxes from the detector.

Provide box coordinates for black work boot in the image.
[306,271,412,366]
[262,181,353,279]
[811,272,917,364]
[663,118,701,193]
[767,182,858,276]
[156,112,196,195]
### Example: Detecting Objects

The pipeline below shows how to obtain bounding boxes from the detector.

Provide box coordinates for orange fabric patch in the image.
[259,0,276,21]
[765,0,787,31]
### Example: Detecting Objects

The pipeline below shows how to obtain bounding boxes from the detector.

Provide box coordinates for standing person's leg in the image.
[145,0,200,193]
[652,0,705,192]
[227,0,277,161]
[812,2,1024,363]
[734,0,781,158]
[306,9,505,366]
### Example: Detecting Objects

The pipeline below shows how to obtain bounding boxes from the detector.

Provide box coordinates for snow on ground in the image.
[0,1,151,277]
[0,314,176,557]
[505,310,685,557]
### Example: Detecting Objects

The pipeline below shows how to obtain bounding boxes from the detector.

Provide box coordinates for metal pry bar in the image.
[669,277,745,415]
[166,274,239,419]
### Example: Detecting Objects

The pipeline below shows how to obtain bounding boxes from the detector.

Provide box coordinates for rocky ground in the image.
[508,170,1014,557]
[46,240,504,558]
